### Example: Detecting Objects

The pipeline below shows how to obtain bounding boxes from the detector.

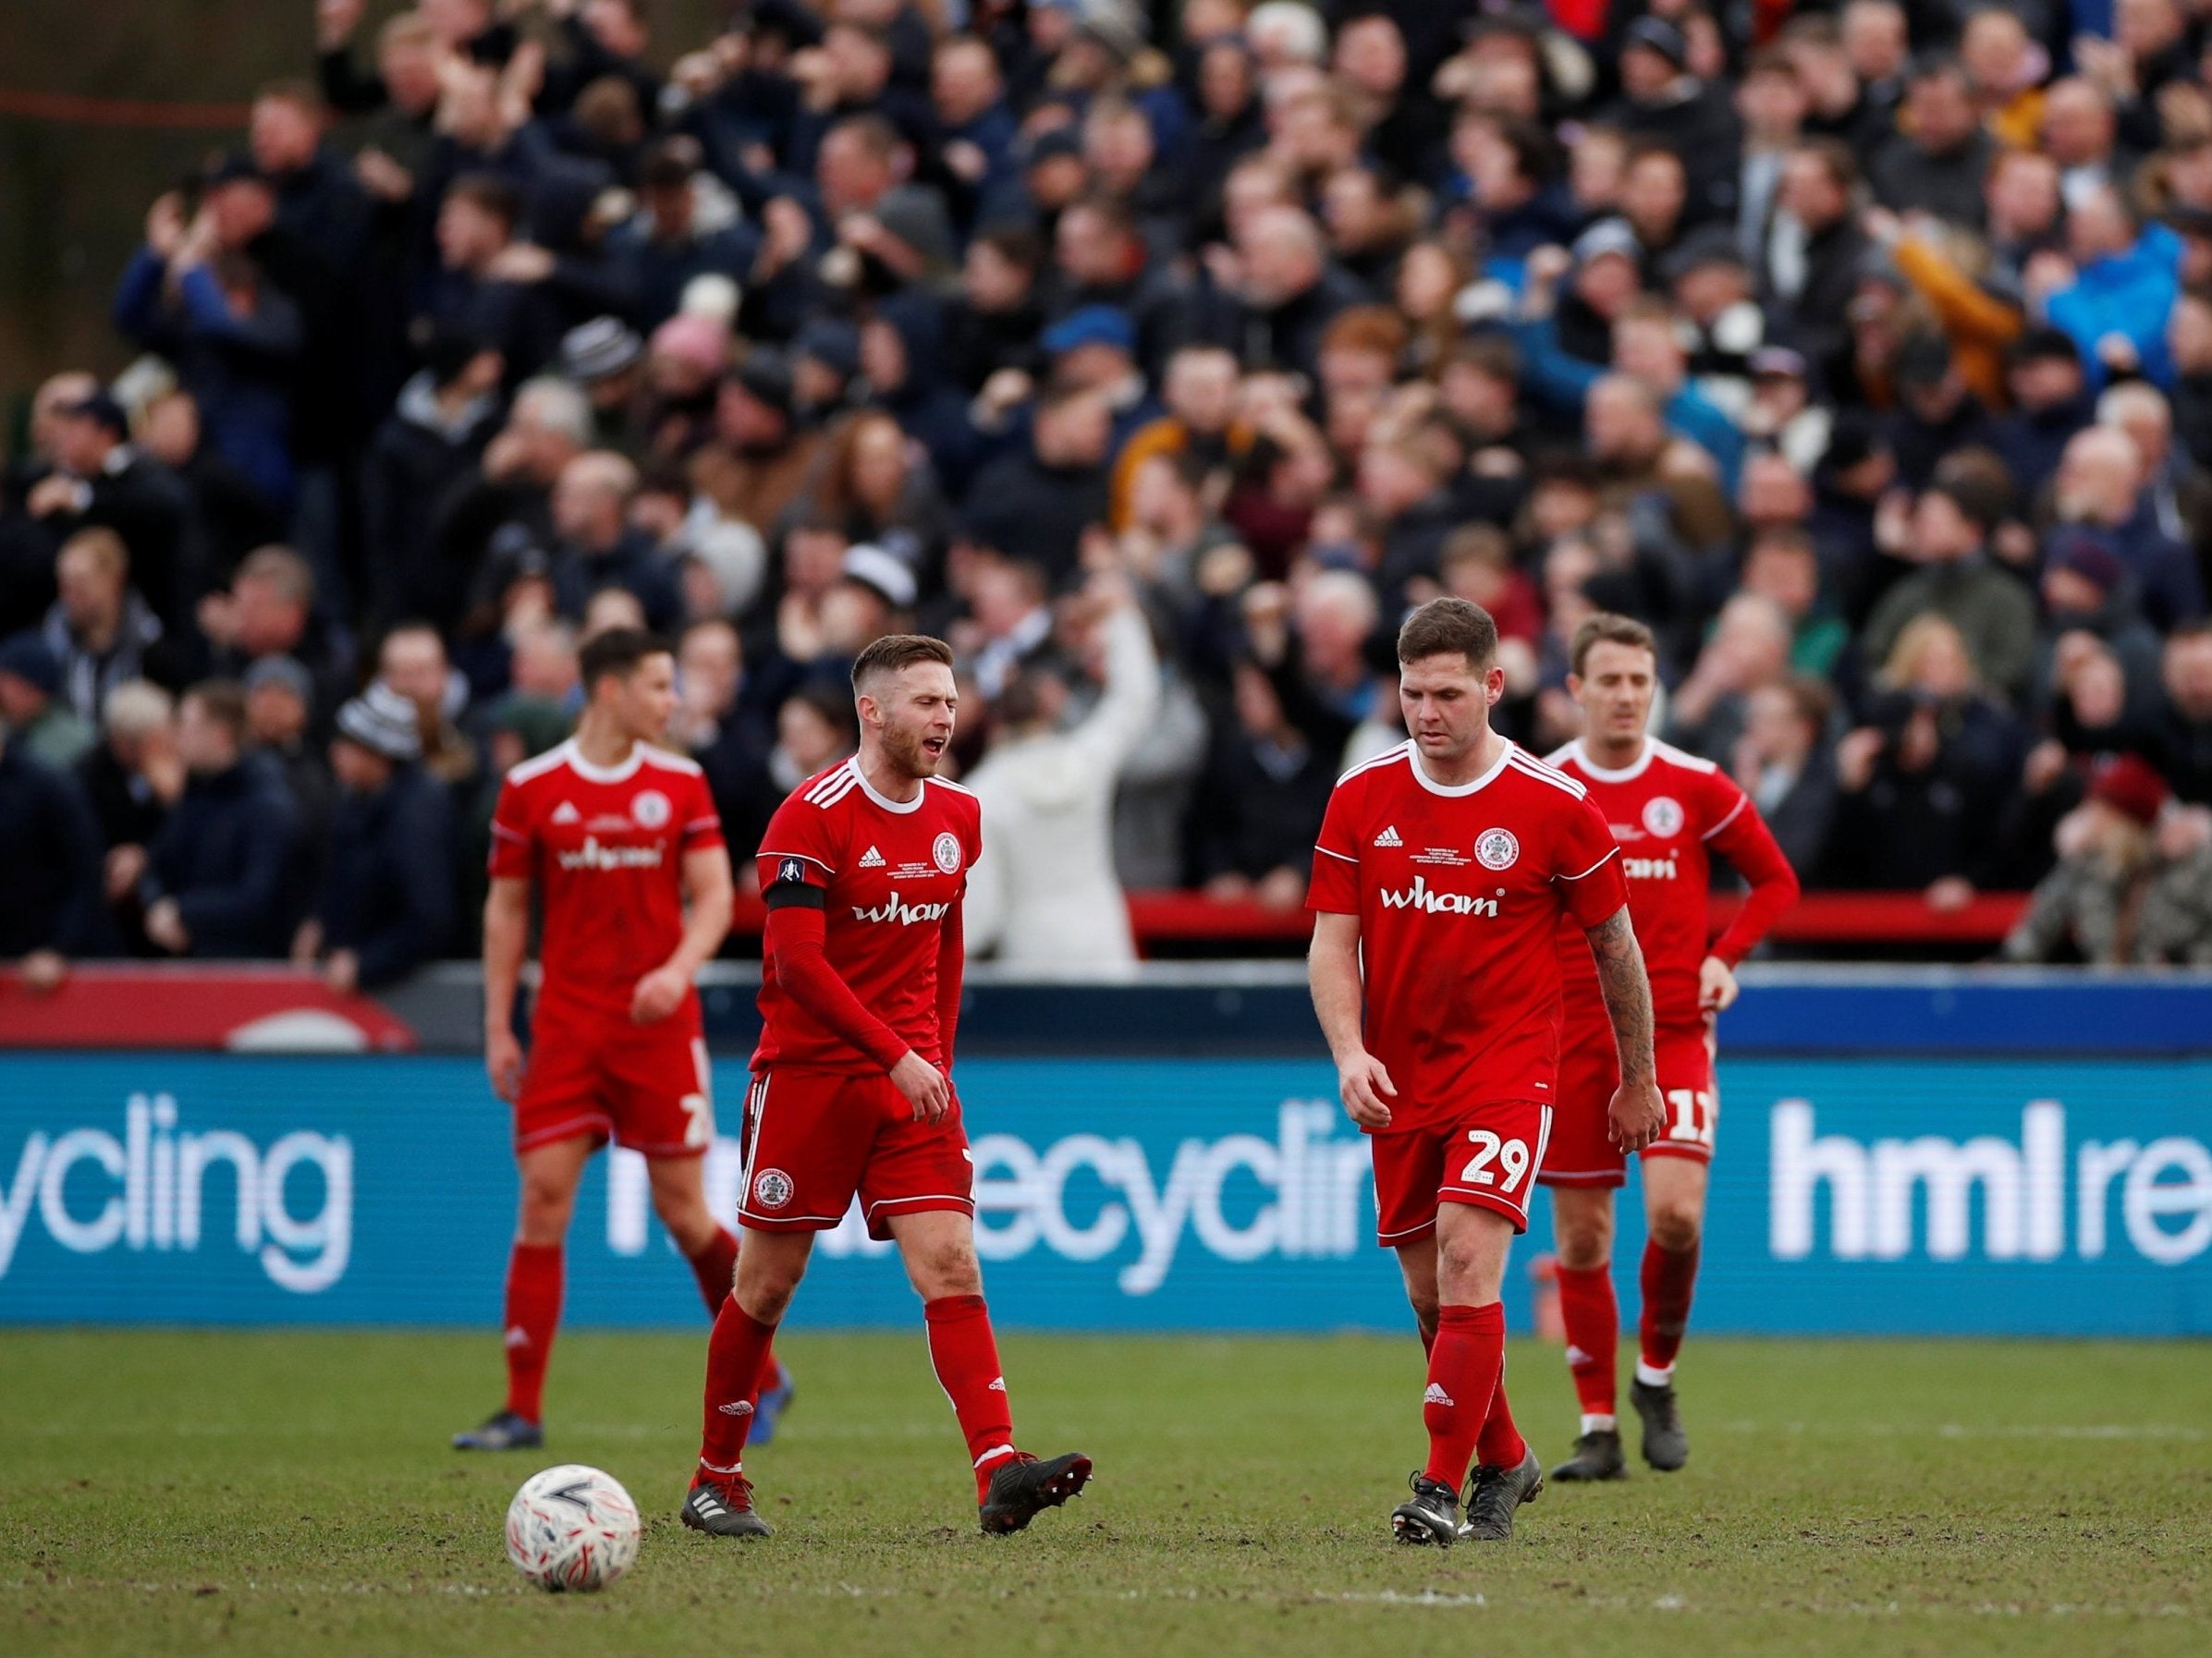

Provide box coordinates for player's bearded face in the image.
[1399,652,1497,761]
[873,664,959,777]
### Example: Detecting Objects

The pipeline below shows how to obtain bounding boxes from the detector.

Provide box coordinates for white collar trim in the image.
[563,738,645,785]
[1408,738,1514,798]
[1570,738,1655,782]
[849,757,924,813]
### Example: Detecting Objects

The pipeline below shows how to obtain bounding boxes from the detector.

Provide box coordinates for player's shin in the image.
[923,1295,1018,1502]
[1556,1262,1621,1426]
[1422,1303,1506,1490]
[501,1241,564,1425]
[697,1292,778,1481]
[1637,1237,1701,1382]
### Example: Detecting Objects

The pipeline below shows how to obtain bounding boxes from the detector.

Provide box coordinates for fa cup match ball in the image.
[504,1465,642,1592]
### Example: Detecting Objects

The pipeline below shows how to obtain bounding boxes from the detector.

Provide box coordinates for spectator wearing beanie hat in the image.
[2003,752,2212,963]
[2035,530,2166,713]
[294,682,453,993]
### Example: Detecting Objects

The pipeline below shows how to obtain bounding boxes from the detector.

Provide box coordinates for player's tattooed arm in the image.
[1587,907,1664,1152]
[1585,908,1656,1082]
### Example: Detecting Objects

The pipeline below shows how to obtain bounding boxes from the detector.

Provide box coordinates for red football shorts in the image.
[1537,1018,1718,1189]
[1368,1097,1555,1246]
[513,995,715,1159]
[738,1067,974,1239]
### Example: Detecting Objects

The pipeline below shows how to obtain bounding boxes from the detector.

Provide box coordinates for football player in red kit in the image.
[1541,615,1800,1480]
[678,633,1092,1540]
[1307,599,1665,1547]
[456,628,765,1451]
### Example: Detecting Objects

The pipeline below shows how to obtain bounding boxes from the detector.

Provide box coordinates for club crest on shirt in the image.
[933,832,962,873]
[1643,796,1685,838]
[1474,827,1521,871]
[752,1168,794,1212]
[631,788,672,829]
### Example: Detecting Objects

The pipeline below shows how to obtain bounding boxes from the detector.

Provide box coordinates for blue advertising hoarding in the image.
[2,1052,2206,1335]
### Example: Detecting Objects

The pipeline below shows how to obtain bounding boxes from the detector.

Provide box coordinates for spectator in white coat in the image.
[963,575,1159,977]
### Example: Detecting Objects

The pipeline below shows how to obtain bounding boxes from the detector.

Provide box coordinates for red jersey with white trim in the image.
[1546,738,1798,1030]
[1307,740,1630,1131]
[489,738,725,1017]
[752,757,981,1072]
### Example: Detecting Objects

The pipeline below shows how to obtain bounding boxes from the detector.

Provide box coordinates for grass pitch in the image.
[3,1330,2206,1658]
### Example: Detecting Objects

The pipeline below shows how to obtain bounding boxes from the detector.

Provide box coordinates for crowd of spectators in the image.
[7,0,2212,981]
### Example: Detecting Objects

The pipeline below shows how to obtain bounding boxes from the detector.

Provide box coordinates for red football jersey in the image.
[489,738,725,1016]
[753,757,981,1072]
[1546,738,1797,1030]
[1307,740,1629,1130]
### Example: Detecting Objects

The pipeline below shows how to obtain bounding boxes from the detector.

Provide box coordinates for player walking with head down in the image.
[678,633,1092,1539]
[1539,616,1799,1481]
[1307,599,1665,1547]
[458,628,791,1450]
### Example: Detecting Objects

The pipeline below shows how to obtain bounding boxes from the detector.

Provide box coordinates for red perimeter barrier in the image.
[717,890,2030,948]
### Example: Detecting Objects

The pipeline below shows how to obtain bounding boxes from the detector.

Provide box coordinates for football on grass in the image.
[504,1464,642,1592]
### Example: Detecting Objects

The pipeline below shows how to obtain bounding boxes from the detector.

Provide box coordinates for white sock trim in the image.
[1634,1360,1675,1388]
[1581,1413,1618,1434]
[973,1443,1019,1469]
[698,1457,744,1475]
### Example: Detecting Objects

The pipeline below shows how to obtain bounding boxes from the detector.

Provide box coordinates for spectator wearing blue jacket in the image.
[2040,187,2181,389]
[293,683,454,992]
[1511,282,1747,493]
[137,680,299,958]
[113,170,305,511]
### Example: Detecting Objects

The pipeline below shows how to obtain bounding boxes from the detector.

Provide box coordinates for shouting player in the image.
[1541,615,1799,1480]
[1307,599,1664,1547]
[678,633,1092,1539]
[456,628,787,1450]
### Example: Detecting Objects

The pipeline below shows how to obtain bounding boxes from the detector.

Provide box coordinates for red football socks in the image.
[687,1225,739,1313]
[1639,1239,1701,1377]
[1475,1372,1528,1470]
[697,1293,778,1479]
[500,1240,563,1424]
[1556,1262,1621,1420]
[1420,1302,1506,1490]
[923,1295,1017,1502]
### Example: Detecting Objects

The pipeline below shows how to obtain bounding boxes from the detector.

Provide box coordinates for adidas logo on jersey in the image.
[1423,1383,1455,1408]
[551,801,581,824]
[1374,825,1402,847]
[859,846,886,868]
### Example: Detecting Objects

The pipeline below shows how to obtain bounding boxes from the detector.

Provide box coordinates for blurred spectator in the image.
[965,579,1158,974]
[1666,593,1794,762]
[77,680,183,858]
[547,451,682,628]
[131,681,299,958]
[13,386,195,632]
[1732,676,1841,877]
[0,633,98,769]
[2001,755,2212,964]
[1830,614,2027,895]
[1193,656,1336,909]
[0,719,105,981]
[962,387,1115,582]
[2156,623,2212,802]
[362,327,506,627]
[1869,55,1992,227]
[294,683,454,991]
[2049,424,2206,630]
[42,529,184,721]
[197,544,352,714]
[1864,481,2037,704]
